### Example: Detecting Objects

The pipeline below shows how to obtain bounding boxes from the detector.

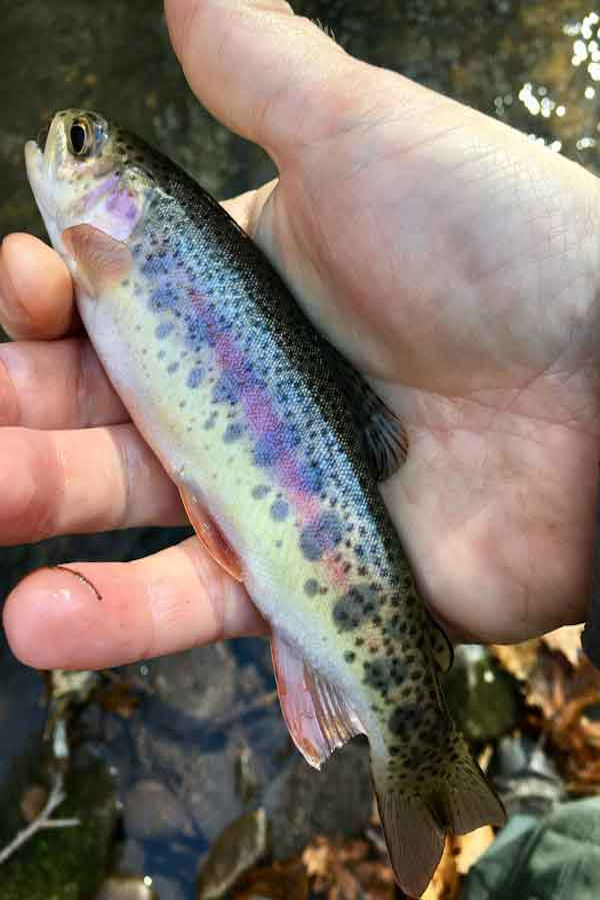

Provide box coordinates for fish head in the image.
[25,109,154,255]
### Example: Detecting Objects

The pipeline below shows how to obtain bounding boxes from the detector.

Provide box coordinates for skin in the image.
[2,0,600,672]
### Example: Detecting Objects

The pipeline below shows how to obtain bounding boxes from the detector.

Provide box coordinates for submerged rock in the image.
[196,808,268,900]
[264,739,372,861]
[96,876,158,900]
[0,762,116,900]
[444,645,522,743]
[124,780,194,841]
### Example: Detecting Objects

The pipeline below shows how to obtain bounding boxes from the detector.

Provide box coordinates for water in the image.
[1,1,600,897]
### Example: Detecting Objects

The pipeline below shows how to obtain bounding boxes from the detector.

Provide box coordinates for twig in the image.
[211,689,279,729]
[0,774,80,866]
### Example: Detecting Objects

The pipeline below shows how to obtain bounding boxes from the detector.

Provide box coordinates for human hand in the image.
[4,0,600,671]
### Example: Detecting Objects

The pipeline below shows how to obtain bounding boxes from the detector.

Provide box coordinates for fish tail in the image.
[371,725,505,898]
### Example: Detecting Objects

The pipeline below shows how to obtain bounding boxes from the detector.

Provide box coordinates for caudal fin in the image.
[373,729,505,898]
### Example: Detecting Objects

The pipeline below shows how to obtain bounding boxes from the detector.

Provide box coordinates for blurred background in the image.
[1,2,600,899]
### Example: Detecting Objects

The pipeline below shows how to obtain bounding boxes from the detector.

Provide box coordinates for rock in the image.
[443,645,522,743]
[114,838,146,876]
[96,877,158,900]
[488,734,565,817]
[182,748,244,842]
[135,645,237,728]
[264,739,372,861]
[147,875,186,900]
[0,761,117,900]
[196,809,268,900]
[124,780,194,841]
[0,633,46,839]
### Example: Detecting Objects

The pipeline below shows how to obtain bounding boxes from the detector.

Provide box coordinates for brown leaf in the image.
[19,785,47,823]
[97,681,142,718]
[233,859,309,900]
[422,839,460,900]
[542,625,583,667]
[453,826,495,876]
[302,840,330,879]
[490,640,541,682]
[302,836,394,900]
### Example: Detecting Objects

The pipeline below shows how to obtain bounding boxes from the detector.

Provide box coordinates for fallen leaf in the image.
[453,826,495,876]
[490,640,540,682]
[422,839,460,900]
[197,809,268,900]
[234,859,309,900]
[542,625,583,667]
[302,840,330,879]
[19,785,47,823]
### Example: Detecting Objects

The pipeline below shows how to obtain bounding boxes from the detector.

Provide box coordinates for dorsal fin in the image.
[360,390,408,482]
[271,631,365,769]
[332,356,408,481]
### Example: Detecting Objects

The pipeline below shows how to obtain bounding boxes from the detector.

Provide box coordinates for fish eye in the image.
[68,118,94,158]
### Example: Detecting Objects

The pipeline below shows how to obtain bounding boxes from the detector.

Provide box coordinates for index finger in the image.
[0,233,76,340]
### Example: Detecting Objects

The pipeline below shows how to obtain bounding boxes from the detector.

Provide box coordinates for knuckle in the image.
[0,347,20,426]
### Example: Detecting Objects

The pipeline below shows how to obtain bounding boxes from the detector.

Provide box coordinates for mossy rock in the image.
[0,762,117,900]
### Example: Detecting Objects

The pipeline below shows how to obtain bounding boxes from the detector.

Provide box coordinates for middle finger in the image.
[0,337,127,429]
[0,423,186,545]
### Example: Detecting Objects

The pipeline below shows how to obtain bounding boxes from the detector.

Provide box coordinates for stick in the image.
[0,774,80,866]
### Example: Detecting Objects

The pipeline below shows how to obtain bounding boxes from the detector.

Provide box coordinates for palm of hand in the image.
[246,73,600,641]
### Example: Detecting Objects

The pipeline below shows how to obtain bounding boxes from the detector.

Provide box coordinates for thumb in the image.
[164,0,355,165]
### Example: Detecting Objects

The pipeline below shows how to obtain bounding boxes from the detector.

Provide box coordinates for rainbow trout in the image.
[25,110,504,897]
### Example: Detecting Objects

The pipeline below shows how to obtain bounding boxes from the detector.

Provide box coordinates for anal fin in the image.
[271,632,364,769]
[179,486,243,582]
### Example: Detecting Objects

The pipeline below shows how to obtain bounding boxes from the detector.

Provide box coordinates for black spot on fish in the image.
[167,361,179,374]
[344,651,356,664]
[332,585,378,632]
[270,499,289,521]
[251,485,270,499]
[363,657,406,691]
[388,702,435,736]
[304,579,319,597]
[224,422,244,443]
[299,511,343,561]
[187,367,204,389]
[212,371,241,405]
[155,321,174,339]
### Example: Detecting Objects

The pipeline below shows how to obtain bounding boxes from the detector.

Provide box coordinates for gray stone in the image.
[182,747,244,842]
[140,644,237,724]
[443,644,522,743]
[264,739,372,860]
[114,839,146,876]
[124,779,194,841]
[96,877,158,900]
[147,875,186,900]
[196,809,268,900]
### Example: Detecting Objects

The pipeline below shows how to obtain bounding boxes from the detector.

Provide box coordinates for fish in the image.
[25,109,505,898]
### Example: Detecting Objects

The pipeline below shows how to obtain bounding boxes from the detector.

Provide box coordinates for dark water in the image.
[1,2,600,898]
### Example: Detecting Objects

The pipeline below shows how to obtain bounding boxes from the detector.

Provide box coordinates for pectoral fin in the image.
[62,224,133,297]
[179,486,243,582]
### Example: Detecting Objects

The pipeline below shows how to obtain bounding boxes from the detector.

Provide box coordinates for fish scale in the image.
[26,108,505,898]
